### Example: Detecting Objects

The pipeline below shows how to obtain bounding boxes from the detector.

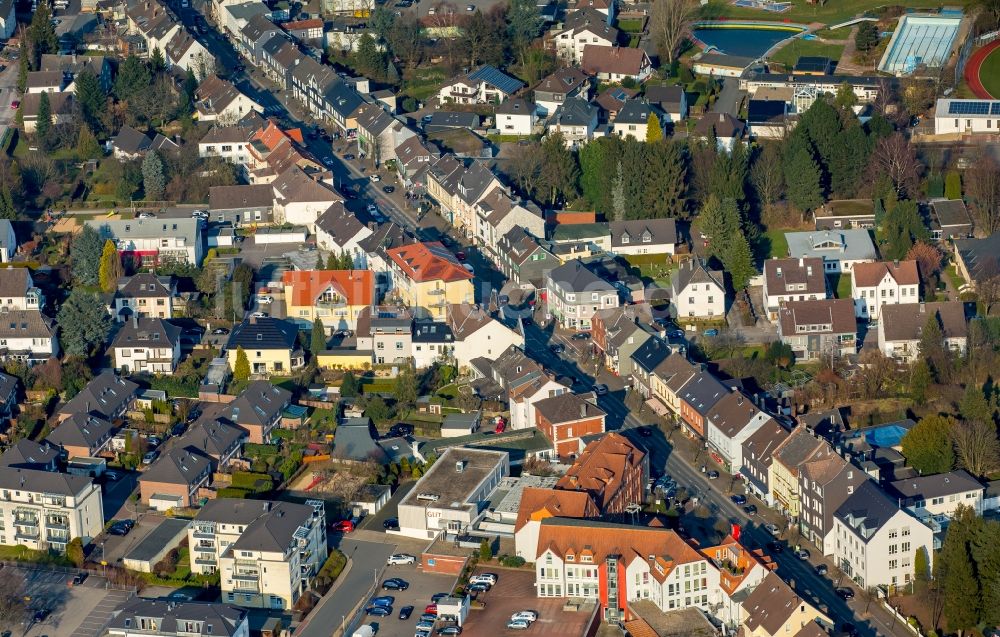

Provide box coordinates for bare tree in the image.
[505,142,543,198]
[856,349,898,400]
[750,143,784,212]
[650,0,699,67]
[965,154,1000,234]
[906,241,943,284]
[0,573,26,630]
[869,133,922,199]
[951,418,1000,477]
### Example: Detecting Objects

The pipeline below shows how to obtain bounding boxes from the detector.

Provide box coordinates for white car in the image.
[511,611,537,623]
[250,311,267,318]
[191,209,209,219]
[470,573,497,586]
[386,553,416,566]
[369,174,381,182]
[257,295,274,304]
[506,620,530,630]
[765,523,780,536]
[367,203,378,214]
[137,212,155,219]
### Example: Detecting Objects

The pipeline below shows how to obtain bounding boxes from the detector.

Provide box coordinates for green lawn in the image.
[617,18,645,33]
[813,27,852,40]
[402,66,448,102]
[829,274,853,299]
[945,264,967,291]
[979,46,1000,99]
[770,39,846,70]
[764,228,791,259]
[709,0,973,27]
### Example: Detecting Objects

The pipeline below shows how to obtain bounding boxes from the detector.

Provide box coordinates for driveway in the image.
[710,77,745,116]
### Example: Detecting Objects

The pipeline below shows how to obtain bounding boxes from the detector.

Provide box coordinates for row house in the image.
[878,301,968,362]
[444,303,524,370]
[426,157,503,236]
[534,392,607,458]
[676,371,729,438]
[637,344,694,412]
[741,420,791,506]
[58,372,139,422]
[176,418,248,472]
[704,390,772,473]
[592,305,658,377]
[238,14,282,67]
[797,445,869,555]
[355,103,416,166]
[208,184,275,227]
[762,258,827,321]
[768,427,827,522]
[546,259,620,331]
[850,260,919,321]
[220,380,292,444]
[472,344,569,430]
[496,227,559,290]
[395,136,440,191]
[261,36,300,90]
[385,241,474,320]
[355,306,413,366]
[741,572,830,637]
[473,188,545,259]
[46,413,115,460]
[190,499,327,610]
[138,447,212,508]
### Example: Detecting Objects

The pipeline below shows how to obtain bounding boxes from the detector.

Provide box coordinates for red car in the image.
[455,251,466,261]
[332,520,355,533]
[9,100,18,109]
[424,604,438,615]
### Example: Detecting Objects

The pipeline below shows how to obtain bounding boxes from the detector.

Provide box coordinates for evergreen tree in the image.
[353,33,386,80]
[855,21,879,52]
[646,112,663,142]
[340,371,359,397]
[114,56,152,101]
[783,136,823,211]
[538,133,579,206]
[74,70,106,133]
[506,0,542,63]
[0,183,15,221]
[938,506,982,632]
[394,366,419,412]
[971,519,1000,626]
[901,414,955,474]
[71,224,103,285]
[310,318,326,357]
[149,47,165,73]
[17,38,28,93]
[909,358,931,405]
[233,347,250,381]
[642,140,687,219]
[76,125,101,160]
[834,83,857,110]
[695,195,739,254]
[879,199,929,259]
[142,151,165,201]
[28,2,58,59]
[56,289,112,356]
[98,239,123,293]
[611,160,626,222]
[326,253,338,270]
[183,69,199,99]
[725,234,756,291]
[827,126,870,197]
[479,538,493,561]
[35,91,51,140]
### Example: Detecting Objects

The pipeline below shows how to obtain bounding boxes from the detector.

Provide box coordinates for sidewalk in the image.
[294,555,355,636]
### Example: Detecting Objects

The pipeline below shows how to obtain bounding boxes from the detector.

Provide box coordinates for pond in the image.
[692,26,801,58]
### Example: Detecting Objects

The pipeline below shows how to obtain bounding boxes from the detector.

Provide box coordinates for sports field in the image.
[964,39,1000,99]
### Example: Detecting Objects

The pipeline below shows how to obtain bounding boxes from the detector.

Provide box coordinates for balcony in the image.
[195,558,217,567]
[14,531,39,542]
[46,518,69,531]
[46,533,69,544]
[193,530,216,540]
[427,288,445,295]
[233,571,260,581]
[316,298,344,307]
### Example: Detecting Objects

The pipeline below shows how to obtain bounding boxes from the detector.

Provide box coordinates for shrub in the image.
[313,549,348,595]
[215,487,250,499]
[501,555,526,568]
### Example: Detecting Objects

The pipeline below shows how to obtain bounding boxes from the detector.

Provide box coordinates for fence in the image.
[977,29,1000,45]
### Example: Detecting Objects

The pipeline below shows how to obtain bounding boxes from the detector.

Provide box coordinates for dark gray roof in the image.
[112,125,152,154]
[931,199,972,228]
[0,466,93,496]
[413,322,454,343]
[467,65,525,95]
[548,259,616,294]
[615,99,652,125]
[117,273,172,299]
[677,371,729,416]
[223,380,291,427]
[334,417,386,462]
[644,84,684,108]
[122,518,192,562]
[955,233,1000,284]
[550,97,597,127]
[834,480,906,544]
[178,419,247,459]
[673,258,723,293]
[139,447,211,487]
[630,339,675,374]
[229,500,315,552]
[0,371,17,406]
[106,599,247,637]
[59,372,139,419]
[357,221,417,258]
[888,470,984,502]
[46,413,114,452]
[880,302,967,342]
[610,219,677,248]
[226,317,298,351]
[209,184,274,211]
[111,317,182,350]
[241,14,278,43]
[315,201,366,242]
[535,67,589,97]
[496,97,534,116]
[0,439,57,470]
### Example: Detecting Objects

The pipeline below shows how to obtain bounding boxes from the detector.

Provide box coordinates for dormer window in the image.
[566,553,575,562]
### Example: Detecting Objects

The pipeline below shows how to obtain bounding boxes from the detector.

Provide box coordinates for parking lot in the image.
[354,562,458,637]
[12,566,127,637]
[460,569,593,637]
[98,513,167,565]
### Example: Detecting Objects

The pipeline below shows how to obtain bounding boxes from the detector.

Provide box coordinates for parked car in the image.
[703,328,719,337]
[764,523,780,536]
[389,423,414,437]
[730,494,747,505]
[382,185,395,193]
[815,564,828,576]
[382,578,409,590]
[592,384,609,396]
[467,583,490,593]
[743,504,757,516]
[707,470,720,479]
[71,573,86,585]
[344,153,355,160]
[765,541,783,553]
[370,174,381,182]
[256,295,274,304]
[511,611,537,622]
[399,606,414,620]
[104,470,120,481]
[142,451,157,465]
[835,587,855,600]
[437,628,462,636]
[795,549,810,560]
[383,517,399,530]
[506,620,531,630]
[424,604,438,615]
[571,332,591,340]
[416,621,435,631]
[370,596,394,608]
[365,605,391,617]
[549,343,565,354]
[33,610,49,623]
[211,327,230,335]
[147,436,161,448]
[332,520,355,533]
[430,593,449,603]
[419,613,437,623]
[471,573,497,586]
[386,554,416,565]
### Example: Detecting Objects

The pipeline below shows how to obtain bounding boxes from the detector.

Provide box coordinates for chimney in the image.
[580,403,587,419]
[798,257,803,267]
[132,315,138,329]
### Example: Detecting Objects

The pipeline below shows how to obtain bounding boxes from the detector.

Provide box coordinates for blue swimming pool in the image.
[692,25,803,58]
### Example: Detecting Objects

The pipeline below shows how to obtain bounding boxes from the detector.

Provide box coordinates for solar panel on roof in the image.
[468,65,525,95]
[948,101,991,115]
[993,103,1000,115]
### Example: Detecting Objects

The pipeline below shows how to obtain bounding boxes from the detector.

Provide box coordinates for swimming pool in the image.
[878,14,962,75]
[692,23,806,59]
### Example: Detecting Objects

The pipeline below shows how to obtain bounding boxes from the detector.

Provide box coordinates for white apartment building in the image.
[832,481,934,590]
[189,499,327,610]
[888,470,984,522]
[850,260,919,321]
[0,467,104,551]
[106,599,250,637]
[86,218,203,267]
[671,259,726,319]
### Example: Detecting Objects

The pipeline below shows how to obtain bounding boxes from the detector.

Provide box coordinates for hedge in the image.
[313,549,348,595]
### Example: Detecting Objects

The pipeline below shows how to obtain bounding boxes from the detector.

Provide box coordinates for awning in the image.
[644,397,669,417]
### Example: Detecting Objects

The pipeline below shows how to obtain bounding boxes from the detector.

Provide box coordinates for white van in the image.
[352,624,376,637]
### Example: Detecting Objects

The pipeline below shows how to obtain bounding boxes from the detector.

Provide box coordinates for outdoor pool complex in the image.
[878,14,962,75]
[692,23,806,59]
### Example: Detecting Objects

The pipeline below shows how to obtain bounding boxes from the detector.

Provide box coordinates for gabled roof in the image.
[111,317,182,350]
[677,371,728,416]
[59,372,139,420]
[272,166,340,204]
[116,273,173,299]
[615,99,652,125]
[631,339,675,375]
[548,259,616,294]
[880,301,967,342]
[582,45,649,77]
[354,102,396,136]
[515,486,598,532]
[834,480,906,544]
[888,469,983,502]
[446,303,506,340]
[742,419,790,471]
[225,317,299,351]
[281,269,374,307]
[106,600,247,637]
[673,258,723,293]
[555,432,644,510]
[386,241,473,283]
[496,97,535,116]
[550,97,598,127]
[0,439,57,470]
[0,268,32,298]
[785,229,877,262]
[209,184,274,211]
[47,413,114,452]
[693,112,746,139]
[112,125,152,154]
[706,390,767,438]
[315,201,370,245]
[178,419,247,459]
[466,65,525,95]
[595,86,638,114]
[777,298,856,336]
[223,380,292,427]
[771,426,826,477]
[851,260,919,288]
[644,84,684,108]
[563,7,616,35]
[535,67,590,97]
[742,572,813,636]
[139,447,210,487]
[0,466,92,496]
[241,14,279,42]
[764,258,826,296]
[610,219,677,248]
[534,392,606,425]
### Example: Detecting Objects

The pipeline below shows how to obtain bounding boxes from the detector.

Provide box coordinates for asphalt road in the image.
[297,538,396,637]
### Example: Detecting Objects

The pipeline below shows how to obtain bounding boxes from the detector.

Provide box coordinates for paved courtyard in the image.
[11,566,130,637]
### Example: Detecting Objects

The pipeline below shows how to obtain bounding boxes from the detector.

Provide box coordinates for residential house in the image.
[693,112,746,152]
[533,67,591,117]
[394,136,440,190]
[554,9,619,64]
[929,199,973,241]
[746,99,792,139]
[850,260,919,320]
[644,85,688,123]
[813,199,876,231]
[86,218,203,267]
[0,268,44,311]
[476,345,569,430]
[546,260,620,331]
[189,499,327,609]
[224,317,302,377]
[355,306,413,366]
[887,470,984,521]
[671,259,725,319]
[0,311,59,363]
[163,31,216,76]
[769,426,828,521]
[591,305,657,377]
[354,102,414,165]
[105,600,249,637]
[25,71,67,93]
[534,392,607,458]
[798,448,870,555]
[777,299,857,361]
[281,269,374,331]
[208,184,275,227]
[360,223,418,295]
[58,372,139,422]
[704,389,772,473]
[46,413,115,460]
[833,480,934,590]
[20,92,74,133]
[933,98,1000,135]
[954,232,1000,289]
[282,17,324,44]
[514,487,599,562]
[676,371,729,438]
[194,75,264,124]
[546,97,599,148]
[271,166,341,229]
[437,65,525,105]
[138,447,212,508]
[411,322,454,368]
[199,126,254,166]
[314,203,373,266]
[177,418,247,471]
[554,432,646,513]
[495,98,537,136]
[425,158,503,236]
[634,340,688,407]
[238,14,282,66]
[609,218,677,257]
[220,380,292,445]
[111,317,183,375]
[741,420,790,506]
[111,273,175,321]
[446,303,524,370]
[612,100,660,140]
[0,439,58,471]
[581,45,652,83]
[878,301,968,362]
[0,467,103,550]
[785,230,878,274]
[762,258,827,320]
[111,125,156,160]
[497,226,558,289]
[385,242,474,320]
[473,187,545,257]
[740,572,830,637]
[261,37,299,91]
[595,86,638,122]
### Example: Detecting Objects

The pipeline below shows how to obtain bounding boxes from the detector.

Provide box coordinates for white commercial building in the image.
[934,99,1000,135]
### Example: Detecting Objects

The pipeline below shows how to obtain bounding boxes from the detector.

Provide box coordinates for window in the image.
[901,542,910,552]
[889,559,897,569]
[888,544,897,555]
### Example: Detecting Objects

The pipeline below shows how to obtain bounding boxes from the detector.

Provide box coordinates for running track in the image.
[965,38,1000,99]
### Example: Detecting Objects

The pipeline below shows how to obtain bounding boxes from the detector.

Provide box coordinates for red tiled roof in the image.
[514,487,598,531]
[851,260,919,288]
[281,270,374,307]
[582,45,648,76]
[386,241,473,283]
[555,432,644,510]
